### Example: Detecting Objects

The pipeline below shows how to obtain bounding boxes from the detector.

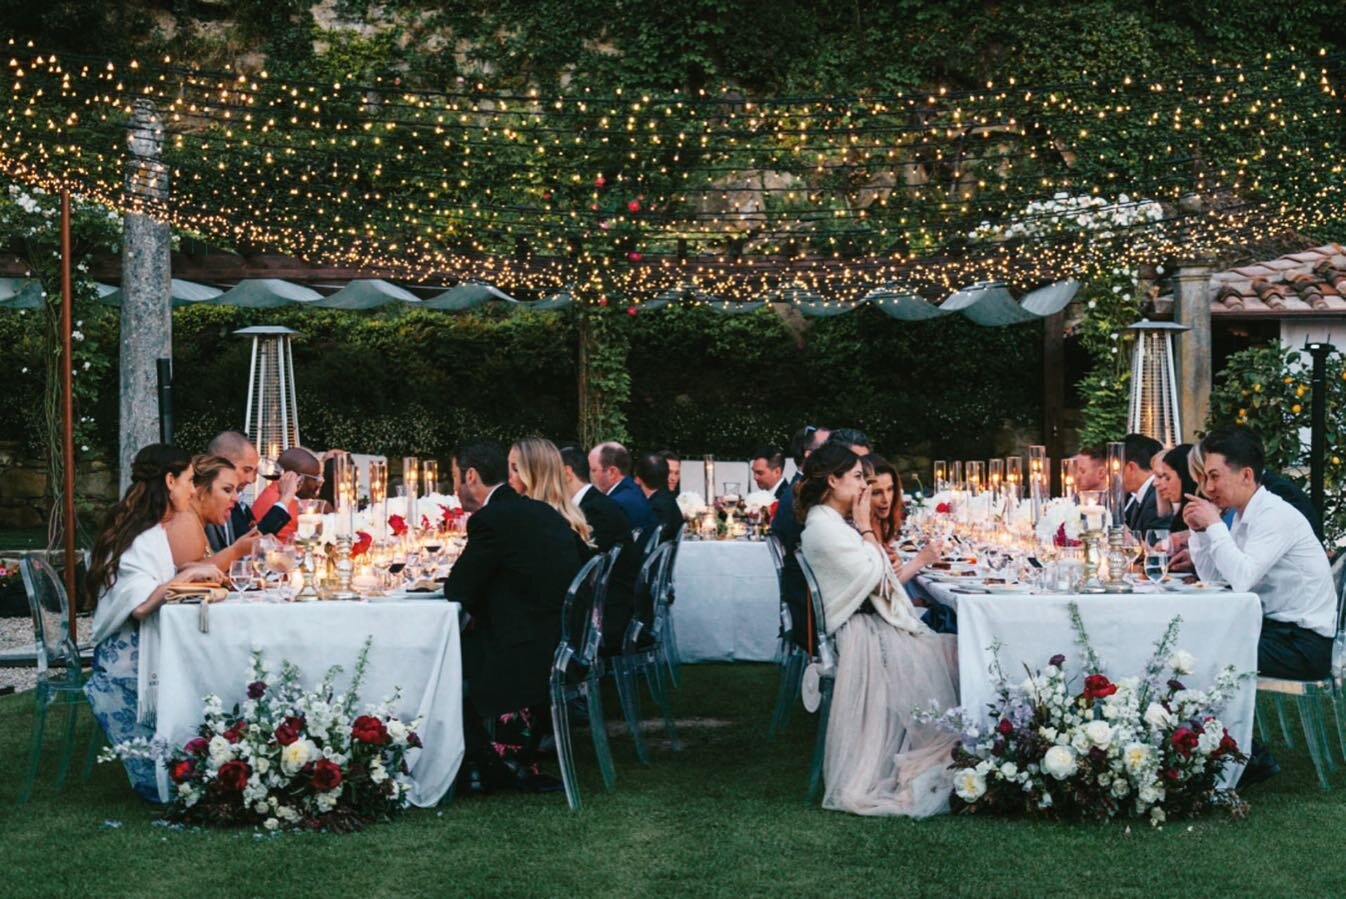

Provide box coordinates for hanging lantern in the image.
[236,325,302,474]
[1125,319,1188,448]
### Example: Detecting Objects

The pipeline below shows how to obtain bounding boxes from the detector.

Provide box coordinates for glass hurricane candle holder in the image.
[402,456,419,530]
[1106,441,1126,529]
[933,460,947,493]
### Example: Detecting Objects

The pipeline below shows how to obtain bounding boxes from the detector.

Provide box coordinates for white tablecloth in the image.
[919,577,1261,785]
[147,598,464,807]
[672,540,779,662]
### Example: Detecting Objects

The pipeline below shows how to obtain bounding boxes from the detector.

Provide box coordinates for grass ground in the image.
[2,663,1345,898]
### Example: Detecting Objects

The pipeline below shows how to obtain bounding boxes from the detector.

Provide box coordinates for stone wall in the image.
[0,442,117,529]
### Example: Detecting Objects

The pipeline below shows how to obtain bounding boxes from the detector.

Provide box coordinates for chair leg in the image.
[768,651,801,741]
[1255,698,1268,744]
[805,681,833,804]
[53,702,79,791]
[1296,694,1330,790]
[1333,683,1346,762]
[82,722,105,782]
[549,690,581,811]
[19,691,50,804]
[643,660,681,751]
[585,678,617,792]
[663,618,682,688]
[1310,689,1337,771]
[612,660,650,765]
[1273,693,1296,749]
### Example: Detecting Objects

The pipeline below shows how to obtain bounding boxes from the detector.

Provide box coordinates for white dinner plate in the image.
[1164,580,1231,594]
[978,582,1035,594]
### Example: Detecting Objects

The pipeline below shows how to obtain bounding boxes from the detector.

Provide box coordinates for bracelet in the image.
[860,529,876,537]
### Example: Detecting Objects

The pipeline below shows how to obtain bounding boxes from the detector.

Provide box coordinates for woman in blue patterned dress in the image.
[84,445,220,800]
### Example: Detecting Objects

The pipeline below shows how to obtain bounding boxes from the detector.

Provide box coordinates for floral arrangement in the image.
[102,639,422,833]
[925,605,1248,825]
[968,192,1165,244]
[743,489,778,513]
[1034,498,1084,546]
[676,491,708,519]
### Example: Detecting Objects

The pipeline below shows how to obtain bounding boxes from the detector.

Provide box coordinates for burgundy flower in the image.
[1082,674,1117,701]
[351,715,389,745]
[247,680,267,700]
[170,759,196,784]
[407,731,422,749]
[1164,767,1181,781]
[1049,654,1066,668]
[274,715,305,747]
[222,721,248,744]
[1216,730,1239,756]
[216,760,250,792]
[1170,726,1200,757]
[1167,679,1186,692]
[997,718,1014,736]
[310,758,343,792]
[184,737,209,755]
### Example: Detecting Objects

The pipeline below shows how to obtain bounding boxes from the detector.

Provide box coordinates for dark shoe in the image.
[518,770,565,794]
[1237,749,1281,790]
[454,763,492,798]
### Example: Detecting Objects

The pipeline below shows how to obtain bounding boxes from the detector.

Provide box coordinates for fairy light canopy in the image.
[0,41,1340,304]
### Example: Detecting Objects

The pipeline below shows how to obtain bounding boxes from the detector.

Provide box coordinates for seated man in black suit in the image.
[659,449,681,497]
[203,430,299,554]
[446,438,581,794]
[588,441,658,536]
[634,451,682,543]
[1122,433,1170,534]
[772,425,830,650]
[750,445,789,501]
[560,445,639,651]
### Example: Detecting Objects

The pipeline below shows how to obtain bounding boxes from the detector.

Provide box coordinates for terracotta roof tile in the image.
[1208,244,1346,317]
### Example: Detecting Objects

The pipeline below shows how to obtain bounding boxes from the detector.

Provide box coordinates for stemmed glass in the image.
[1144,528,1171,586]
[228,559,254,596]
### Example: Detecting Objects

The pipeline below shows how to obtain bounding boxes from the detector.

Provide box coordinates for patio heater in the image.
[1125,319,1188,448]
[237,325,302,486]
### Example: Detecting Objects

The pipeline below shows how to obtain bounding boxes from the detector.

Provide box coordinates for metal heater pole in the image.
[60,190,77,635]
[1305,341,1334,523]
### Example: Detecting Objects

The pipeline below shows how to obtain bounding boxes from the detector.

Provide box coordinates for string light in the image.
[0,41,1340,304]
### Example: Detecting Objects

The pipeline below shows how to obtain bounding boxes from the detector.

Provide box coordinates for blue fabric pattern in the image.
[84,622,160,802]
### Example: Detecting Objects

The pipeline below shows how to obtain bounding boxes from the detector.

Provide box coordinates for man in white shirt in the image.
[1185,426,1337,681]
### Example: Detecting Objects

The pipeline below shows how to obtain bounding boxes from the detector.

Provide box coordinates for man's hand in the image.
[1182,494,1221,532]
[277,470,301,504]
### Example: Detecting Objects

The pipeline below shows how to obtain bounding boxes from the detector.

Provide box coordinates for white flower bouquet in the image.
[676,491,708,519]
[1034,497,1084,546]
[743,489,778,513]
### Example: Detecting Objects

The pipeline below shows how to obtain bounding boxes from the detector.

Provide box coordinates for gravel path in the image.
[0,615,92,694]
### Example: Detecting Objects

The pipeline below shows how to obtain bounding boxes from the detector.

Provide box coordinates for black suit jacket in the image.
[773,479,790,502]
[445,485,582,717]
[1124,483,1171,534]
[577,486,639,649]
[608,476,658,535]
[647,487,682,543]
[205,499,291,554]
[770,474,809,650]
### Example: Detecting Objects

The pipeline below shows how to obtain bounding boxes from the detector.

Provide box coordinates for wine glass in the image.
[257,457,281,480]
[228,559,254,594]
[1144,528,1171,586]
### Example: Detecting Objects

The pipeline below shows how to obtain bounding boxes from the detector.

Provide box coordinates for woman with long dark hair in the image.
[84,444,220,800]
[1152,443,1200,572]
[797,443,958,817]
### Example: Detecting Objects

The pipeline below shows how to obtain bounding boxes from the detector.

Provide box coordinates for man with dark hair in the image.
[1071,446,1108,492]
[204,430,298,552]
[634,451,681,542]
[772,424,832,650]
[1121,433,1169,533]
[750,445,788,500]
[826,427,871,454]
[658,449,681,497]
[560,445,639,649]
[588,440,657,535]
[446,437,581,794]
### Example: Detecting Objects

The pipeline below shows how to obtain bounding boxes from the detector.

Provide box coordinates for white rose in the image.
[254,757,270,774]
[208,735,234,765]
[1169,650,1196,675]
[1043,745,1078,780]
[953,769,987,802]
[264,817,279,831]
[1084,720,1113,749]
[386,720,409,745]
[1144,703,1174,730]
[1070,729,1092,753]
[1038,726,1059,743]
[1122,742,1151,775]
[1111,779,1130,798]
[281,738,317,774]
[999,762,1018,780]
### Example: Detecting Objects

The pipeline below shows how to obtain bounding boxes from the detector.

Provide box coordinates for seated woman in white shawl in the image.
[84,444,220,800]
[798,443,957,817]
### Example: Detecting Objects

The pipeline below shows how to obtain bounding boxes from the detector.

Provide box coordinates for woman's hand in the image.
[176,562,223,583]
[852,482,873,526]
[230,527,260,559]
[916,538,945,567]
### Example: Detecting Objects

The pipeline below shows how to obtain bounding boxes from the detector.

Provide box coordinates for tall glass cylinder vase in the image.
[402,456,419,534]
[1028,445,1047,523]
[966,461,984,496]
[1060,458,1075,500]
[987,459,1004,499]
[950,461,964,494]
[933,460,947,493]
[1005,457,1022,503]
[333,453,354,538]
[369,459,388,543]
[1106,441,1126,529]
[703,455,715,501]
[422,460,439,496]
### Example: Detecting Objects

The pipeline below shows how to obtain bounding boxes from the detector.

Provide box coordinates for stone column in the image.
[118,100,172,492]
[1173,260,1215,443]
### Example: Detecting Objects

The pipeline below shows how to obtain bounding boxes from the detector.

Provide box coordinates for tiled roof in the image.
[1209,243,1346,316]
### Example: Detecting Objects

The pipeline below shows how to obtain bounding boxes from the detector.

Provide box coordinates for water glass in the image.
[1144,528,1171,585]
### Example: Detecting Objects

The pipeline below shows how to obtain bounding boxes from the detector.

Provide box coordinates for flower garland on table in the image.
[101,638,423,833]
[921,604,1250,825]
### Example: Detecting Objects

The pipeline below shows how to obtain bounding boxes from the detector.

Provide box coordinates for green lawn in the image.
[2,663,1345,898]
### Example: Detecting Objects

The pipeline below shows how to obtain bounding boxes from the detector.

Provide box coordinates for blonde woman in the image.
[508,437,593,547]
[164,453,258,572]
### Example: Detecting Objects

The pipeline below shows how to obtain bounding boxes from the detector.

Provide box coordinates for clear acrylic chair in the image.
[18,555,100,803]
[549,548,621,810]
[660,523,686,687]
[1255,553,1346,790]
[605,540,681,764]
[766,535,807,740]
[795,549,837,804]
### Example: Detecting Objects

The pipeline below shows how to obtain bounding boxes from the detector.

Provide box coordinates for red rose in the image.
[1164,767,1181,781]
[352,715,389,745]
[274,715,305,747]
[310,758,343,792]
[184,737,209,755]
[222,721,248,743]
[1082,674,1117,701]
[935,502,951,514]
[351,531,373,558]
[1170,725,1199,757]
[216,760,250,792]
[1216,730,1239,756]
[388,515,407,537]
[170,759,196,784]
[996,718,1013,736]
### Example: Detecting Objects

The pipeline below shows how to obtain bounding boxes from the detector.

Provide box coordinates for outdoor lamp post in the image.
[1125,319,1188,448]
[1304,340,1336,518]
